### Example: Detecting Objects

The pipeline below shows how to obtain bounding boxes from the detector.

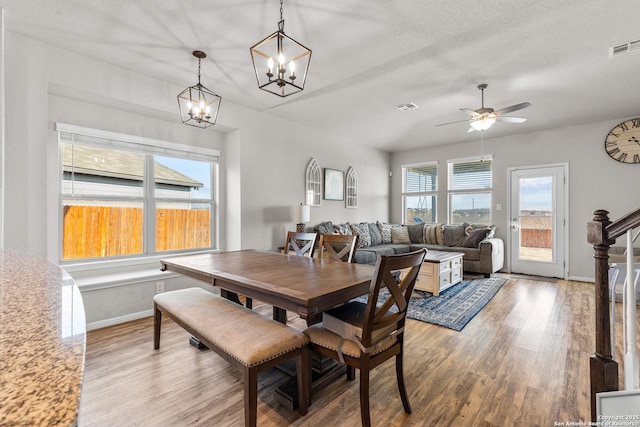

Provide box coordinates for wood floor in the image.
[79,275,640,426]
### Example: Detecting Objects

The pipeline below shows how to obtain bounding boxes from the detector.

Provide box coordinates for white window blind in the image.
[404,163,438,193]
[449,158,492,191]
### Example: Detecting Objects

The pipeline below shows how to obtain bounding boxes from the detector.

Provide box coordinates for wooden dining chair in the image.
[317,233,359,263]
[284,231,318,257]
[304,249,427,427]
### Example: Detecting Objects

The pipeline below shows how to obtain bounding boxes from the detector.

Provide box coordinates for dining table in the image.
[160,249,375,325]
[160,249,376,408]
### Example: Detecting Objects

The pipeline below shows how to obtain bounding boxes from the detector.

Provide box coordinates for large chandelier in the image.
[249,0,312,97]
[177,50,222,129]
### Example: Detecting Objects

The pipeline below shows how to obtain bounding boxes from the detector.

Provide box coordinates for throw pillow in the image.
[467,223,496,239]
[391,225,412,244]
[350,222,372,248]
[443,223,467,247]
[368,223,383,246]
[423,223,444,245]
[333,223,352,235]
[376,221,393,244]
[315,221,334,235]
[406,223,425,243]
[462,228,491,248]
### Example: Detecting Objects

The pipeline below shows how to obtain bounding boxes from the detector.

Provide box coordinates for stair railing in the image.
[587,207,640,421]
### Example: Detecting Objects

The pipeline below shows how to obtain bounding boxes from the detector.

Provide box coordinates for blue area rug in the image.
[355,277,507,331]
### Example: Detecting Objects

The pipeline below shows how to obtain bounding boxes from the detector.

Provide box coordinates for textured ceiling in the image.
[2,0,640,152]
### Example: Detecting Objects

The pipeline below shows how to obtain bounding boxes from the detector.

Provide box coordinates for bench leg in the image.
[154,303,162,350]
[244,367,258,427]
[297,347,310,415]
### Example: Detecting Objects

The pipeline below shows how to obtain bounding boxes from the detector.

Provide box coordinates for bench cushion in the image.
[154,288,308,368]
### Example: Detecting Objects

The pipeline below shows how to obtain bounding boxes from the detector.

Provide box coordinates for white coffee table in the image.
[414,250,464,296]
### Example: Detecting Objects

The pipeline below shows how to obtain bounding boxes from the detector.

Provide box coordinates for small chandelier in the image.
[177,50,222,129]
[249,0,312,97]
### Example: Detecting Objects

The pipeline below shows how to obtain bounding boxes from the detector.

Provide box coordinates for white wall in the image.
[3,31,391,328]
[391,120,640,281]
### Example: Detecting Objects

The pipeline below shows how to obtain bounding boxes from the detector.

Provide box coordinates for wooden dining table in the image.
[160,249,375,325]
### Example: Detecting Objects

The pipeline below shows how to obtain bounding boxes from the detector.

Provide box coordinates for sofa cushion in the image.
[443,223,467,246]
[462,228,491,248]
[353,244,397,265]
[376,221,393,244]
[423,223,444,245]
[368,223,383,246]
[350,222,372,248]
[467,223,496,239]
[412,244,481,262]
[391,226,412,244]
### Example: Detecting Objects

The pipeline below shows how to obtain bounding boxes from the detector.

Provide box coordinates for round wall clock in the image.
[605,118,640,164]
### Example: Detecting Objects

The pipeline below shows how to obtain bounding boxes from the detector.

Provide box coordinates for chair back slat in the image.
[284,232,318,257]
[317,234,359,263]
[361,249,427,347]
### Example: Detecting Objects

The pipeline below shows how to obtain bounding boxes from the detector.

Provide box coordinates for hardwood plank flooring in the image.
[78,276,640,426]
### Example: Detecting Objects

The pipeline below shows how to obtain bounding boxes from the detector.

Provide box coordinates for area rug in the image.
[354,277,507,331]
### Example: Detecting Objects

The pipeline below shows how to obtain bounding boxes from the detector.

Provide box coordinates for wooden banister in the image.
[586,207,640,421]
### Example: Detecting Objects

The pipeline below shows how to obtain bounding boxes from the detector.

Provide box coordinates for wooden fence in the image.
[63,206,210,260]
[520,228,552,248]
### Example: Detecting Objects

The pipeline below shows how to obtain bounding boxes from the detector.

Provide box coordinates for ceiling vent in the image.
[395,102,418,112]
[610,39,640,57]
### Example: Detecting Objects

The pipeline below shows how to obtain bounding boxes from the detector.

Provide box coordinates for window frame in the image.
[401,161,438,224]
[447,155,492,225]
[56,123,220,264]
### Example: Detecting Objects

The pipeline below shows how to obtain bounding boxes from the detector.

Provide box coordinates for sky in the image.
[155,156,212,199]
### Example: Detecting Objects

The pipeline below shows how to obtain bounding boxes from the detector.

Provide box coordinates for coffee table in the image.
[414,250,464,295]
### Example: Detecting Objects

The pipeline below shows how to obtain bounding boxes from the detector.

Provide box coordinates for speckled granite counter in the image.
[0,251,86,426]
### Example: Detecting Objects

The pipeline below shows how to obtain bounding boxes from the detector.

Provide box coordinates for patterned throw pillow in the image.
[350,222,372,248]
[466,223,496,239]
[423,223,444,245]
[333,223,352,235]
[391,226,412,244]
[376,221,393,244]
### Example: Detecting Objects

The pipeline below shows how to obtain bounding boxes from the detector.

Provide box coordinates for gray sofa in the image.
[313,221,504,277]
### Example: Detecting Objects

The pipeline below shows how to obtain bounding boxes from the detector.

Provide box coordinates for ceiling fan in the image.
[436,84,531,132]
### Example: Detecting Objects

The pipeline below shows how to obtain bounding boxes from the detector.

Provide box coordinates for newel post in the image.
[587,209,619,421]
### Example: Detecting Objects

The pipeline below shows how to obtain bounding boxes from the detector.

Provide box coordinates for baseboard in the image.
[86,309,153,331]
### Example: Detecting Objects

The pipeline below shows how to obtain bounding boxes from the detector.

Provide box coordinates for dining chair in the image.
[284,231,318,257]
[317,233,359,263]
[304,249,427,427]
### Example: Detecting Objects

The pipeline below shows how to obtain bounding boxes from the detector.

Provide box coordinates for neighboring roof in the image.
[62,144,203,188]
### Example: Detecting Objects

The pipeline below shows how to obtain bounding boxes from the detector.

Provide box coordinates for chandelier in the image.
[249,0,312,97]
[177,51,222,128]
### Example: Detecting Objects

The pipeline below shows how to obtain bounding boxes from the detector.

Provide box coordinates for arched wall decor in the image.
[305,158,322,206]
[346,166,358,208]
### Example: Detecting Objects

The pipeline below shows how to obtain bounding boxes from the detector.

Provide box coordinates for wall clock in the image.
[605,118,640,164]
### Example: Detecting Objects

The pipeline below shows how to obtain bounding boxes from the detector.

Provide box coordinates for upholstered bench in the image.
[153,287,310,427]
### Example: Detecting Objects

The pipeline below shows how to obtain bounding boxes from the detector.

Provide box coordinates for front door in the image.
[508,164,567,278]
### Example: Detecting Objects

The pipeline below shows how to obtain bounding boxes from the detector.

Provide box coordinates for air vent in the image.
[395,102,418,112]
[611,39,640,57]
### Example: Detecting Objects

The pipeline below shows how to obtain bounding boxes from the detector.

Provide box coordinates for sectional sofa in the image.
[313,221,504,277]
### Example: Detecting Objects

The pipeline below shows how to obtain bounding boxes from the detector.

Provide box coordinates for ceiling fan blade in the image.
[435,118,472,127]
[495,116,527,123]
[495,102,531,115]
[459,108,477,116]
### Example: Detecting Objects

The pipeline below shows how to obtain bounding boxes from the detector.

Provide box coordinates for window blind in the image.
[449,158,492,191]
[404,163,437,193]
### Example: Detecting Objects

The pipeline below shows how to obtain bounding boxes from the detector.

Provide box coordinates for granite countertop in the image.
[0,251,86,426]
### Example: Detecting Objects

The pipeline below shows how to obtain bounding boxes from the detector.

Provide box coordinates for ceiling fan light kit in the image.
[249,0,312,97]
[177,50,222,129]
[436,83,531,132]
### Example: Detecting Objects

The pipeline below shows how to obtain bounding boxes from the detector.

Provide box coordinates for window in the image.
[345,167,358,208]
[448,156,492,224]
[402,162,437,223]
[305,158,322,206]
[58,124,219,262]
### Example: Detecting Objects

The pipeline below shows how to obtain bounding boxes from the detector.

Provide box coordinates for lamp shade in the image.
[297,204,311,223]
